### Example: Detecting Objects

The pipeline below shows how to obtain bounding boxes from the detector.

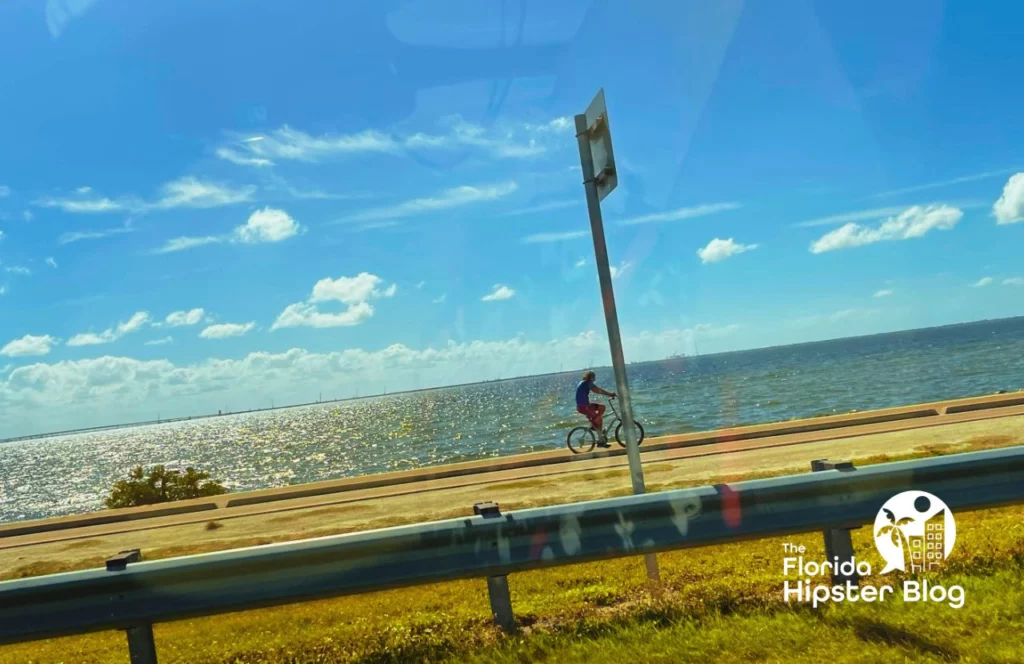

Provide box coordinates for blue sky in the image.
[0,0,1022,436]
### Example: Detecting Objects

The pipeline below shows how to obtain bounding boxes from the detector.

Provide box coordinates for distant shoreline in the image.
[0,365,613,445]
[2,315,1020,445]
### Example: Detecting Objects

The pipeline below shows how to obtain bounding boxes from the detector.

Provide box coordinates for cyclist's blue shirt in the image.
[575,379,593,407]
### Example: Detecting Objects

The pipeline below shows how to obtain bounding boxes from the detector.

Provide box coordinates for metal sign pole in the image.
[574,94,660,582]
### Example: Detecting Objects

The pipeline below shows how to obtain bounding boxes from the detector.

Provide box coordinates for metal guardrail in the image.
[1,446,1022,662]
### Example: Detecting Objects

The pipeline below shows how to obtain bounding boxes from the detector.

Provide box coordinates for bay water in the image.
[1,317,1022,523]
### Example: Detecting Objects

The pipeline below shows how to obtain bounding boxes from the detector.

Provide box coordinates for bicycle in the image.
[566,397,646,454]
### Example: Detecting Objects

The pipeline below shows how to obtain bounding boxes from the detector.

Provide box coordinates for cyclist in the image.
[575,370,616,447]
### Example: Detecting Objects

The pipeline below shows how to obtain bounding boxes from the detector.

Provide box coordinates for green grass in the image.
[2,439,1022,663]
[3,502,1022,663]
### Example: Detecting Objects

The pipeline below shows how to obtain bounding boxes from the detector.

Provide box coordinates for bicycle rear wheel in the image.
[614,420,645,448]
[567,426,597,454]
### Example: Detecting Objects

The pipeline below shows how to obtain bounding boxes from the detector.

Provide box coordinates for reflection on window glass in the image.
[0,1,1022,662]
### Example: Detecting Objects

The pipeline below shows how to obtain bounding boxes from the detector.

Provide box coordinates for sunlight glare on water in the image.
[1,318,1022,523]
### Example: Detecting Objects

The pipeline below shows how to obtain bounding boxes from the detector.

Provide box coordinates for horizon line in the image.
[2,314,1021,444]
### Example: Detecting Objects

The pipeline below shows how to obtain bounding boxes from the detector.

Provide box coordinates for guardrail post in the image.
[107,548,158,661]
[126,623,158,664]
[106,548,142,572]
[486,576,515,632]
[474,502,516,632]
[810,460,860,586]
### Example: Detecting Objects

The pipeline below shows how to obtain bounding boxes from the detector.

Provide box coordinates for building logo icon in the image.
[874,491,956,574]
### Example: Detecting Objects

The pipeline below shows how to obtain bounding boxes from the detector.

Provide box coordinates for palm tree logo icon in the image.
[873,491,957,574]
[875,508,915,570]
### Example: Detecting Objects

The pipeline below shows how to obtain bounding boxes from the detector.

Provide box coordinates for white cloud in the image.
[0,185,10,197]
[794,206,907,228]
[45,257,58,268]
[200,322,255,339]
[5,266,32,276]
[271,302,374,329]
[415,281,426,289]
[0,230,4,242]
[36,177,254,216]
[45,0,100,38]
[502,200,580,217]
[993,173,1024,225]
[23,210,33,222]
[164,308,206,327]
[829,309,859,322]
[574,257,587,269]
[154,236,222,254]
[36,196,125,214]
[145,336,174,346]
[0,285,6,296]
[531,117,573,133]
[233,208,303,244]
[441,116,553,158]
[348,221,400,233]
[58,220,134,245]
[609,261,634,279]
[114,311,149,333]
[220,115,570,166]
[1,334,58,357]
[67,311,151,347]
[1003,277,1024,286]
[970,277,993,288]
[809,205,962,254]
[151,177,255,210]
[432,294,447,304]
[522,230,588,244]
[0,324,743,434]
[215,147,273,168]
[229,126,399,163]
[342,181,518,223]
[311,273,394,304]
[697,238,758,264]
[482,284,516,301]
[871,169,1014,199]
[873,289,894,298]
[154,208,302,254]
[272,272,396,330]
[273,181,367,201]
[619,202,741,226]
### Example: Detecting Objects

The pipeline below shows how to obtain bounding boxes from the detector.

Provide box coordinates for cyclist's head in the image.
[582,370,596,381]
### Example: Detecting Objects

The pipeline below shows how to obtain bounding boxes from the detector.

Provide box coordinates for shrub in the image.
[105,465,229,509]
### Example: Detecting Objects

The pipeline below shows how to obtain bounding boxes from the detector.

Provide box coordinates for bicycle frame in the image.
[593,398,620,435]
[579,398,624,429]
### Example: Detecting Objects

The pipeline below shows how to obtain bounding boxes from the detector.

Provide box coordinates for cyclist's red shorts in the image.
[577,403,604,427]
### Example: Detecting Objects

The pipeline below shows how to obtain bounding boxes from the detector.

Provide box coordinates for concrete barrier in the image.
[946,394,1024,414]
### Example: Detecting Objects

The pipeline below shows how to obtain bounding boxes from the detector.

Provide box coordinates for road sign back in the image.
[582,88,617,201]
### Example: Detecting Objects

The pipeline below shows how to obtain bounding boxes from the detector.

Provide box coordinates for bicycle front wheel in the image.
[567,426,597,454]
[615,420,645,447]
